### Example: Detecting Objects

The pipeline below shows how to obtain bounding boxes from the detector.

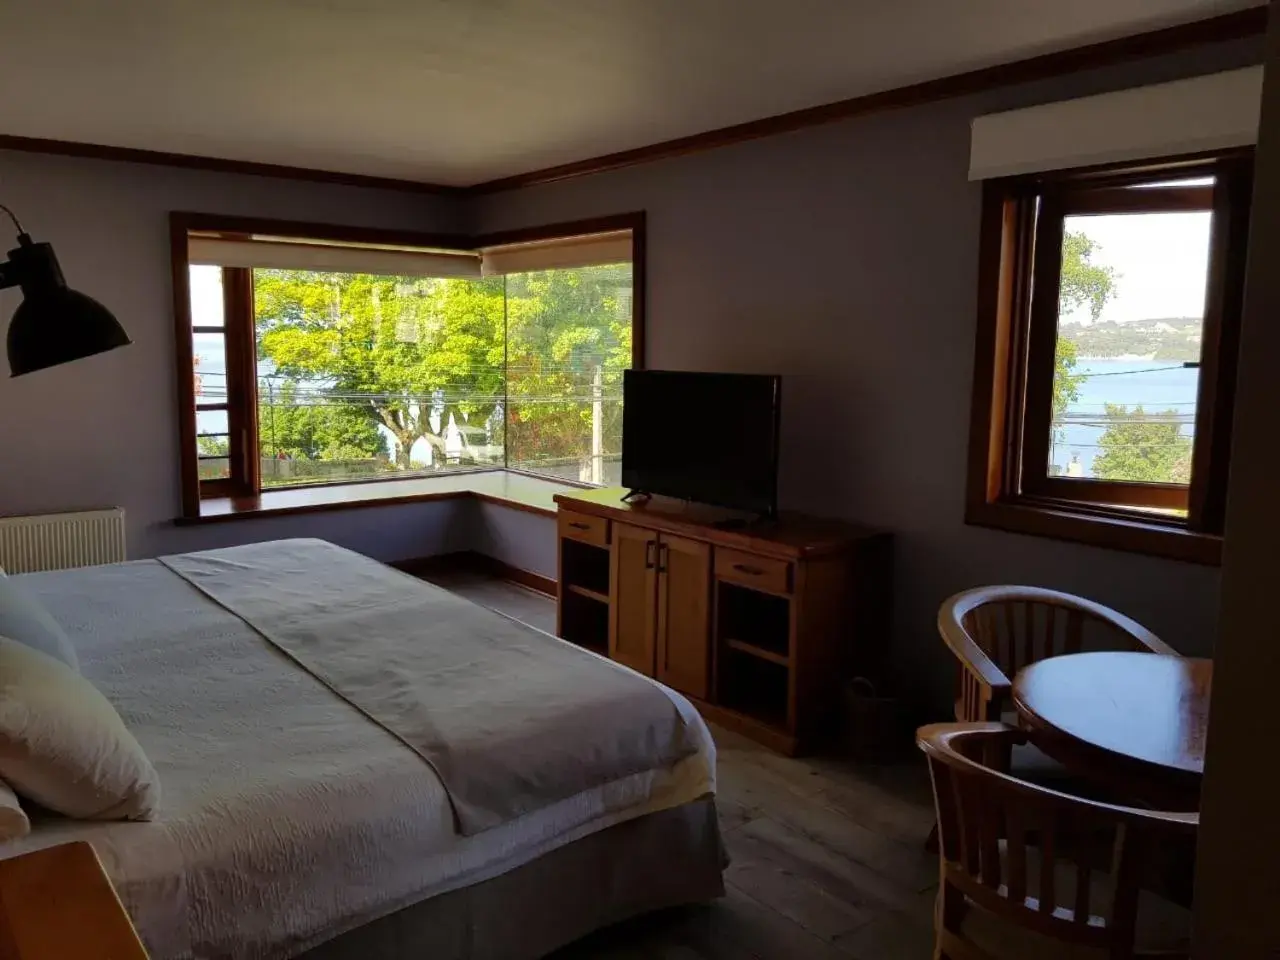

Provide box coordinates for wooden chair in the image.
[924,587,1177,852]
[939,585,1176,726]
[918,723,1195,960]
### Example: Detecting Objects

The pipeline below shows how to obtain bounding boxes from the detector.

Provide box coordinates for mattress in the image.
[5,556,718,959]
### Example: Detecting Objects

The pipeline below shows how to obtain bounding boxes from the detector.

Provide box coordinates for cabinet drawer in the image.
[559,510,609,547]
[714,549,792,595]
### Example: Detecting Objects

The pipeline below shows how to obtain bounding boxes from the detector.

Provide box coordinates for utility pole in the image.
[591,365,603,484]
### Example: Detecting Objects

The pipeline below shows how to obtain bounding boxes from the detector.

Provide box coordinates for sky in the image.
[190,265,224,327]
[1059,210,1213,327]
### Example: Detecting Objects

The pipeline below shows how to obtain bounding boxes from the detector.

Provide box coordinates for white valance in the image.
[969,66,1264,181]
[188,236,484,279]
[479,231,633,277]
[189,229,634,279]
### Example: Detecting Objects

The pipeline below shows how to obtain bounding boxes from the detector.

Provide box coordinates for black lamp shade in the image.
[5,239,131,377]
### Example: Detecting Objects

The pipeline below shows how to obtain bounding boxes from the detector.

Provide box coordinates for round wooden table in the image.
[1013,651,1211,805]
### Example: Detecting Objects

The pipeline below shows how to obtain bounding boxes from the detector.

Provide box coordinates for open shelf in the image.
[724,637,790,667]
[561,538,610,597]
[716,645,789,730]
[560,589,608,654]
[716,581,791,659]
[567,583,609,604]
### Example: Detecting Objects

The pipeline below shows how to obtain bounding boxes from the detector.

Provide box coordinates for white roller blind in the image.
[969,66,1264,181]
[188,235,483,279]
[480,230,632,277]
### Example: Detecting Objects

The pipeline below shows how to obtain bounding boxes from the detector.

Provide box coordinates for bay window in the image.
[171,214,642,518]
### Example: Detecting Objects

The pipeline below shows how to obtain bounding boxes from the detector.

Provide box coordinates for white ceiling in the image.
[0,0,1263,187]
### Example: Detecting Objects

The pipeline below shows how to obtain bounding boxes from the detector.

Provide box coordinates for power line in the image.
[1077,364,1192,378]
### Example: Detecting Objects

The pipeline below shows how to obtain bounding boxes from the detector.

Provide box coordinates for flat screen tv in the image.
[622,370,782,517]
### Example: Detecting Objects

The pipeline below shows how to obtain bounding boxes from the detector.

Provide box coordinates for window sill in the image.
[176,469,585,525]
[966,498,1221,566]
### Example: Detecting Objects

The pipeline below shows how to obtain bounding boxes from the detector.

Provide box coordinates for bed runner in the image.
[159,538,697,836]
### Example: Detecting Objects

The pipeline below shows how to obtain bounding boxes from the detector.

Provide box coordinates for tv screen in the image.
[622,370,781,516]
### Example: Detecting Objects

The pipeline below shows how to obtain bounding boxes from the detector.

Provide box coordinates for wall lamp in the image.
[0,203,130,377]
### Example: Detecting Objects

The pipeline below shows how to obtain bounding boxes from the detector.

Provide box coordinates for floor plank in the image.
[724,829,877,941]
[425,570,940,959]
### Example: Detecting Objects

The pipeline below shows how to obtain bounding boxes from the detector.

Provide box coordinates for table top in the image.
[1013,651,1212,777]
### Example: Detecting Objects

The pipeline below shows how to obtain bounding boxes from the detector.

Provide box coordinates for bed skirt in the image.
[303,797,726,960]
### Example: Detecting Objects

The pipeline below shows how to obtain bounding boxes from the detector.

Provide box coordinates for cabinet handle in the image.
[568,521,590,531]
[657,543,669,574]
[732,563,765,576]
[645,541,656,569]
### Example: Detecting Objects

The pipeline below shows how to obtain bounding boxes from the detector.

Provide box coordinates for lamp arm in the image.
[0,201,26,289]
[0,203,25,234]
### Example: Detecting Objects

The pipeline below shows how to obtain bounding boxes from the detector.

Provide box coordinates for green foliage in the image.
[504,265,632,471]
[1053,337,1083,424]
[1092,404,1192,484]
[257,379,388,461]
[1059,233,1118,323]
[254,270,505,469]
[1062,317,1201,362]
[249,264,632,479]
[197,436,229,457]
[1052,231,1119,427]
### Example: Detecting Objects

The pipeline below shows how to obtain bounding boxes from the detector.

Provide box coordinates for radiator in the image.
[0,508,127,574]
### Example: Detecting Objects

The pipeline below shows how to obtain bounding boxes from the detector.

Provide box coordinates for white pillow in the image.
[0,777,30,841]
[0,636,159,820]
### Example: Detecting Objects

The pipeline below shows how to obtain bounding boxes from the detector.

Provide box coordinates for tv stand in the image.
[620,489,651,505]
[554,486,891,755]
[711,511,776,530]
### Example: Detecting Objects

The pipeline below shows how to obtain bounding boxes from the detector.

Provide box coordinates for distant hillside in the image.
[1063,317,1202,362]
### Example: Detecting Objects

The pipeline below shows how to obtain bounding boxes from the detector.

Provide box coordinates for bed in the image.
[2,539,724,960]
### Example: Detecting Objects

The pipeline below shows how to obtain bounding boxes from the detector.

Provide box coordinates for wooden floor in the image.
[424,570,940,960]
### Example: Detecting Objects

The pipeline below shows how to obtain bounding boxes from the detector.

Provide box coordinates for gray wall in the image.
[472,502,559,578]
[1194,10,1280,955]
[475,40,1262,710]
[0,152,471,562]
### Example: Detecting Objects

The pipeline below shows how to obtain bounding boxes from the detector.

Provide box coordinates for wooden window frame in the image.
[964,152,1252,565]
[171,212,646,520]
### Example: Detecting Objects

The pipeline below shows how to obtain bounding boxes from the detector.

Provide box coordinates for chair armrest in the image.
[937,608,1012,697]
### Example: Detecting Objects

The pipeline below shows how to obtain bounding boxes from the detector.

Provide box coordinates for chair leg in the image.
[934,880,968,960]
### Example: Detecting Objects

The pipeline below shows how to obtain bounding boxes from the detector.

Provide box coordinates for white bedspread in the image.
[159,540,699,836]
[6,556,716,960]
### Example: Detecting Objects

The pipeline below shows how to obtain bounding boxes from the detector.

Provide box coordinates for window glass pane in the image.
[192,332,228,404]
[198,459,231,480]
[504,264,632,485]
[190,265,224,327]
[196,408,229,436]
[1050,210,1211,488]
[197,428,231,481]
[253,270,505,488]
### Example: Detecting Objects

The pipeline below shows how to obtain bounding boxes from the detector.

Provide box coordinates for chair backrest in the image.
[918,723,1196,957]
[942,585,1172,694]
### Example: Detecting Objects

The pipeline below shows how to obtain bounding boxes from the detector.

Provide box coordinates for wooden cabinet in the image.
[609,522,658,674]
[655,534,712,699]
[556,487,890,755]
[608,526,711,695]
[558,509,609,548]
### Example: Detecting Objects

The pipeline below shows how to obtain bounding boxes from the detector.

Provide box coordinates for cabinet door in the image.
[656,534,712,699]
[609,522,658,676]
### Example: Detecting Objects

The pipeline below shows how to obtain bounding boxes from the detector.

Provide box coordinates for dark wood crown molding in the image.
[465,7,1268,194]
[0,8,1266,198]
[0,134,464,196]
